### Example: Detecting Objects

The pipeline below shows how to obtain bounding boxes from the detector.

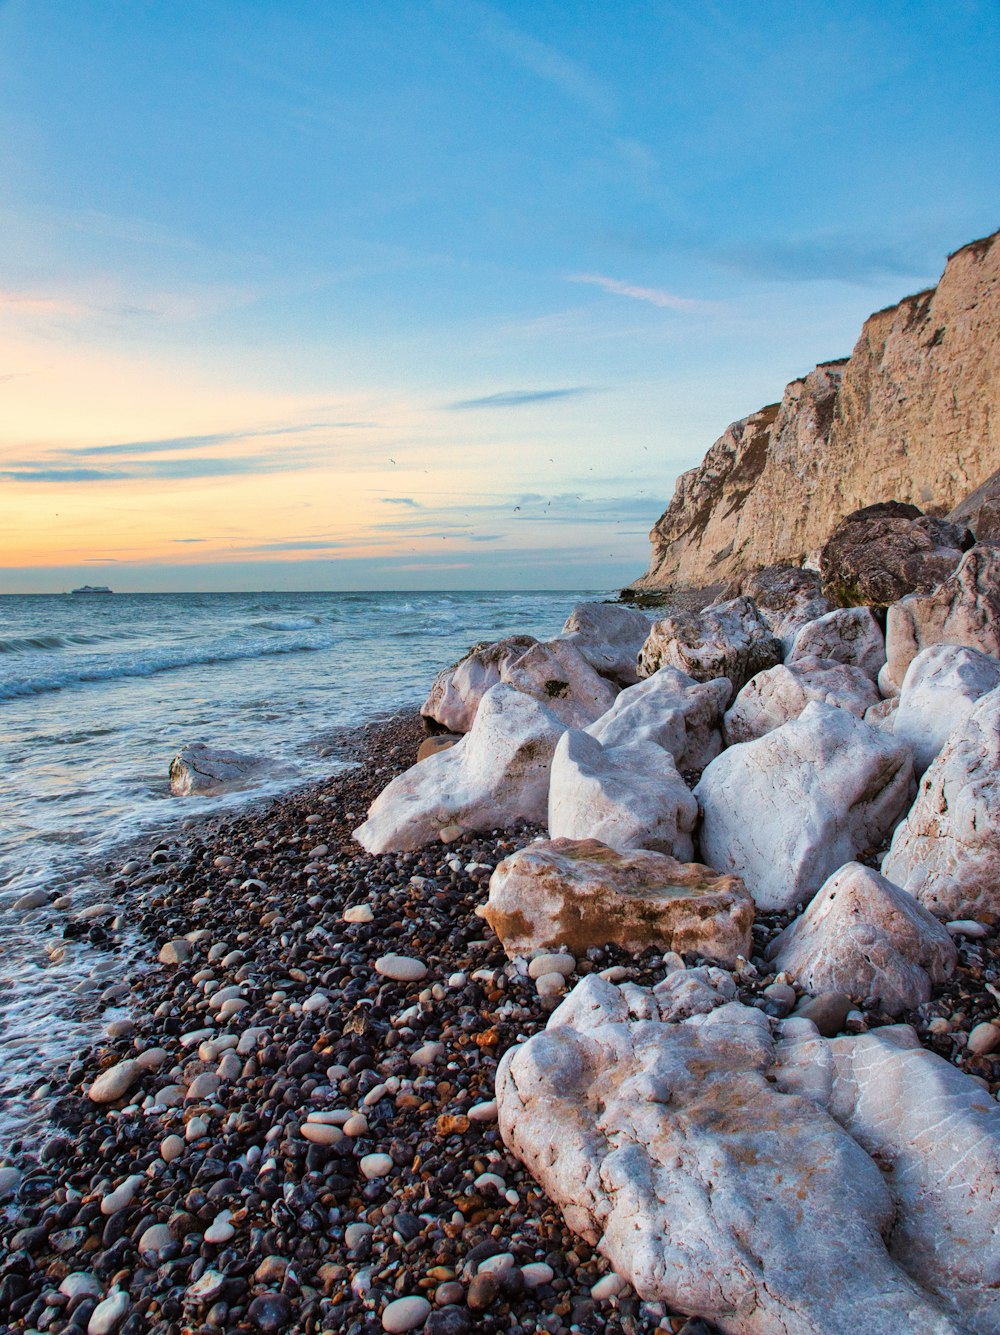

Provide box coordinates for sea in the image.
[0,588,594,1152]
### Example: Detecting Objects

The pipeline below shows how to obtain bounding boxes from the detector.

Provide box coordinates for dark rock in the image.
[950,466,1000,545]
[247,1291,292,1332]
[466,1270,501,1311]
[820,501,973,608]
[794,990,853,1037]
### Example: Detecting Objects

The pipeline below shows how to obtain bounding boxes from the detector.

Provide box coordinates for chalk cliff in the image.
[633,230,1000,593]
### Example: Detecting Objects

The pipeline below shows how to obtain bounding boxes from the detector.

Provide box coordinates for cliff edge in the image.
[633,230,1000,593]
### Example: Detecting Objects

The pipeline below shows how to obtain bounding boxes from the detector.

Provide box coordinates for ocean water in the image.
[0,588,594,1150]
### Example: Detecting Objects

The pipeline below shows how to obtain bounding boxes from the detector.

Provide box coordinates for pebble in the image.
[159,1133,185,1162]
[591,1272,628,1300]
[947,919,990,937]
[87,1289,129,1334]
[467,1099,498,1122]
[247,1292,292,1332]
[528,952,575,978]
[521,1262,554,1289]
[100,1172,144,1215]
[88,1059,140,1103]
[438,824,464,842]
[412,1040,445,1066]
[59,1272,102,1301]
[158,938,191,964]
[138,1223,173,1256]
[301,1121,344,1146]
[205,1210,235,1243]
[13,888,50,911]
[968,1021,1000,1056]
[343,1113,369,1136]
[794,990,852,1037]
[345,1222,374,1248]
[763,981,797,1017]
[344,903,374,923]
[375,954,428,982]
[476,1250,514,1273]
[467,1270,500,1310]
[382,1295,432,1332]
[534,971,567,998]
[135,1046,169,1070]
[360,1152,394,1179]
[186,1270,227,1303]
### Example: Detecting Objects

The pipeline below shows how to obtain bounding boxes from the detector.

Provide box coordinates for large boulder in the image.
[420,635,538,733]
[637,597,782,699]
[548,730,698,859]
[168,743,265,796]
[557,601,652,686]
[740,565,832,651]
[585,666,730,773]
[948,464,1000,544]
[354,684,563,853]
[484,839,752,963]
[893,644,1000,773]
[500,639,619,729]
[767,862,957,1016]
[497,977,966,1333]
[777,1021,1000,1331]
[820,501,973,609]
[696,702,914,911]
[882,687,1000,919]
[724,656,879,745]
[787,606,886,681]
[884,544,1000,694]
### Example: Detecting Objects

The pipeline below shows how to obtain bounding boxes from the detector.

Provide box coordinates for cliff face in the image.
[634,230,1000,592]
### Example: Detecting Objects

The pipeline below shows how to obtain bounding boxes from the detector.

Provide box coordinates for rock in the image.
[791,990,854,1037]
[60,1273,102,1301]
[557,600,653,686]
[138,1223,173,1257]
[500,638,619,729]
[527,952,576,979]
[535,972,567,999]
[466,1271,500,1311]
[168,742,264,796]
[360,1153,394,1179]
[420,635,538,733]
[768,863,957,1017]
[157,938,190,965]
[354,684,565,853]
[381,1296,432,1332]
[893,644,1000,772]
[484,838,753,965]
[882,687,1000,919]
[417,735,460,762]
[697,701,914,911]
[739,565,832,651]
[301,1122,343,1146]
[637,597,782,699]
[776,1020,1000,1327]
[247,1293,292,1332]
[884,545,1000,693]
[87,1290,129,1335]
[585,666,730,772]
[724,657,879,745]
[820,501,973,608]
[787,606,886,681]
[375,954,428,982]
[630,231,1000,594]
[159,1134,184,1162]
[548,729,698,859]
[865,696,899,730]
[13,888,51,911]
[0,1165,22,1199]
[949,464,1000,543]
[497,976,963,1332]
[87,1059,141,1104]
[967,1022,1000,1056]
[204,1211,235,1244]
[344,903,374,924]
[100,1173,144,1215]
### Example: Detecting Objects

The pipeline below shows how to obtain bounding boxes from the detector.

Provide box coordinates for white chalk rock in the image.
[497,977,962,1333]
[864,696,899,731]
[586,665,730,773]
[500,638,619,729]
[637,597,782,698]
[168,742,264,796]
[484,838,753,965]
[767,862,957,1016]
[557,600,653,686]
[882,687,1000,919]
[776,1022,1000,1330]
[696,701,914,911]
[354,684,564,853]
[884,544,1000,694]
[548,730,698,859]
[724,656,880,745]
[787,606,887,681]
[893,643,1000,773]
[420,634,538,734]
[88,1059,141,1104]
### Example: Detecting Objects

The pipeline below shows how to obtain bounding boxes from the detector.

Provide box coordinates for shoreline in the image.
[2,701,998,1332]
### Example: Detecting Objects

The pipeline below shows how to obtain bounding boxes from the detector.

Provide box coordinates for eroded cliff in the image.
[634,230,1000,593]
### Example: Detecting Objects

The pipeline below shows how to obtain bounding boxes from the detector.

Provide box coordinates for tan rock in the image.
[883,544,1000,692]
[483,837,753,965]
[416,734,460,762]
[632,231,1000,593]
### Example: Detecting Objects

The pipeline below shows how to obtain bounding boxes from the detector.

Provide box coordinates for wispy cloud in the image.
[381,496,422,507]
[569,273,711,311]
[448,387,592,410]
[70,421,356,458]
[463,1,615,118]
[1,455,301,483]
[240,539,345,552]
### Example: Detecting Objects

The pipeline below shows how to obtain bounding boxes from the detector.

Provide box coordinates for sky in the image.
[0,1,998,592]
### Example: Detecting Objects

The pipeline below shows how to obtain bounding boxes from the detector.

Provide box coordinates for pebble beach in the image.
[3,697,999,1335]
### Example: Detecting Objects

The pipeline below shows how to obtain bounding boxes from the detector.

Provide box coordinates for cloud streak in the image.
[568,273,711,311]
[448,387,591,410]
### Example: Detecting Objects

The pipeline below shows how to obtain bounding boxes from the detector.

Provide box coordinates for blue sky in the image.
[0,0,997,590]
